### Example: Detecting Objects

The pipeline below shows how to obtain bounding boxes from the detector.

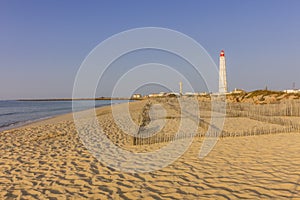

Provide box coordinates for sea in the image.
[0,100,126,132]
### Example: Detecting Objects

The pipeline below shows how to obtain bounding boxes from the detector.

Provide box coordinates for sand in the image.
[0,100,300,199]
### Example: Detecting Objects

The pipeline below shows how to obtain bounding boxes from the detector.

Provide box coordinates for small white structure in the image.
[148,93,160,98]
[185,92,198,96]
[284,89,300,94]
[179,81,183,96]
[131,94,142,99]
[158,92,166,97]
[231,88,246,94]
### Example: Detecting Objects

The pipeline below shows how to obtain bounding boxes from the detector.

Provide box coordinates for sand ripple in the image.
[0,101,300,199]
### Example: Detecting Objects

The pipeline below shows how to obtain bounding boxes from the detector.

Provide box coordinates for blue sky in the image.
[1,1,300,99]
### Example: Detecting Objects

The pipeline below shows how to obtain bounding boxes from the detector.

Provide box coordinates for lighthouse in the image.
[219,50,227,93]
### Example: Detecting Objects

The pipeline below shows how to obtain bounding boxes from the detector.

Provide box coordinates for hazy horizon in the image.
[1,1,300,100]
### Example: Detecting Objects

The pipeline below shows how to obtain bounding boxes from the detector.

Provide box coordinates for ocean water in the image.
[0,100,125,132]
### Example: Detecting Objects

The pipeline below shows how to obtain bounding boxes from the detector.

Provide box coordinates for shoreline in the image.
[0,101,122,133]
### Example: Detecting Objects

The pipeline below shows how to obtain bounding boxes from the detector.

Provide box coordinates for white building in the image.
[231,88,246,94]
[131,94,142,99]
[284,89,300,94]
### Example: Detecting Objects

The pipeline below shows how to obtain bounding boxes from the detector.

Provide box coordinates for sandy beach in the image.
[2,0,300,199]
[0,99,300,199]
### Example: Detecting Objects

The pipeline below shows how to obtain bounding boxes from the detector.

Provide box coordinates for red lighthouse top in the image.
[220,50,225,57]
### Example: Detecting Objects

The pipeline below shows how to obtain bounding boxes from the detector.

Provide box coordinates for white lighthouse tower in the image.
[219,50,227,93]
